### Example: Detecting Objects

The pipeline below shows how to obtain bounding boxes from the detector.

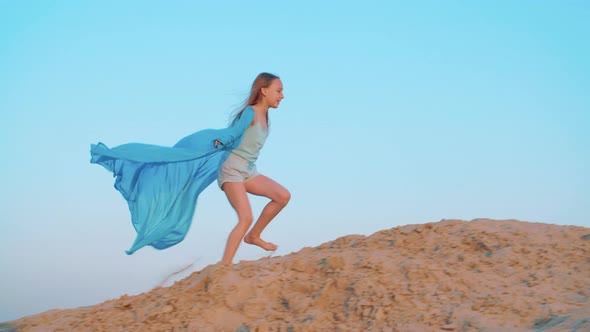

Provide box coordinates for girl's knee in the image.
[238,214,254,227]
[276,189,291,206]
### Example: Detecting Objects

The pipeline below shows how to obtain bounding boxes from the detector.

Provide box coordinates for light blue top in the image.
[231,121,268,164]
[90,107,255,254]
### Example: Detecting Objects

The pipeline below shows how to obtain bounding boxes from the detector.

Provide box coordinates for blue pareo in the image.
[90,108,255,254]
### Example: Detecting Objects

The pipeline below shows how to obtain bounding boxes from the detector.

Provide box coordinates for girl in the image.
[216,73,290,265]
[90,73,289,265]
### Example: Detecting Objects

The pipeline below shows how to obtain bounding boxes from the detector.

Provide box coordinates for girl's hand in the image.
[214,140,223,148]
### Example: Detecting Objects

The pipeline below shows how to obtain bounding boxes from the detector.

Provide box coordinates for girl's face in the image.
[262,79,284,108]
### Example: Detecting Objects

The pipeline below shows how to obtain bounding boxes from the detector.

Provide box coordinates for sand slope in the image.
[7,219,590,331]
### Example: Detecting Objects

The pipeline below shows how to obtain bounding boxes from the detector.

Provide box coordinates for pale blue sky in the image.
[1,0,588,322]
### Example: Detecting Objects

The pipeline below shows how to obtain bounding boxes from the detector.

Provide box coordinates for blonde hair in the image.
[231,72,280,126]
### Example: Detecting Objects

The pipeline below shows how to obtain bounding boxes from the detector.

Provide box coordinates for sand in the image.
[5,218,590,331]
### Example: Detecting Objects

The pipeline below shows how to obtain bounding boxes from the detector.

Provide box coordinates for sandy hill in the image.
[4,218,590,332]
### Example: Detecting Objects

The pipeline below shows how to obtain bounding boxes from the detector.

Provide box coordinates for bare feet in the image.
[244,233,278,251]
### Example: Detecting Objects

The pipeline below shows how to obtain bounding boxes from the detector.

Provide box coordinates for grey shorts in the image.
[217,153,260,189]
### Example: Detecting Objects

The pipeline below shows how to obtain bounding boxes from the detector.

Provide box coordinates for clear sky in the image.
[1,0,588,322]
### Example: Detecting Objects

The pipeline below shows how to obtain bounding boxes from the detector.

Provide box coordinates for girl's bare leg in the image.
[220,182,253,265]
[243,175,290,251]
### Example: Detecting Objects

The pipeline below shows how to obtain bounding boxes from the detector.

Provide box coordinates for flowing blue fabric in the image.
[90,108,255,254]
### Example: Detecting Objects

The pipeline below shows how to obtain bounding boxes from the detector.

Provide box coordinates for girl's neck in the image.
[250,103,269,128]
[251,103,269,115]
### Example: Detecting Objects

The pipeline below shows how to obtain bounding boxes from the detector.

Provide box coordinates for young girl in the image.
[90,73,289,265]
[216,73,290,265]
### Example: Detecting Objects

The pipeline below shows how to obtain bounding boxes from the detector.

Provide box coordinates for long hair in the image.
[230,72,280,126]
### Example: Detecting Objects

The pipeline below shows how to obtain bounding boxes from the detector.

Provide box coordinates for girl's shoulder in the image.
[241,106,256,121]
[231,106,256,129]
[243,105,255,115]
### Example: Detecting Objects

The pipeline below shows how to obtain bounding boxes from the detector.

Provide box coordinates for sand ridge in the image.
[7,218,590,331]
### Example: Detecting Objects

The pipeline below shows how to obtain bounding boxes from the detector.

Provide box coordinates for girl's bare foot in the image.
[244,233,278,251]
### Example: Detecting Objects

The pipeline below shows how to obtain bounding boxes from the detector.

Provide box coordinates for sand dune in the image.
[5,219,590,331]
